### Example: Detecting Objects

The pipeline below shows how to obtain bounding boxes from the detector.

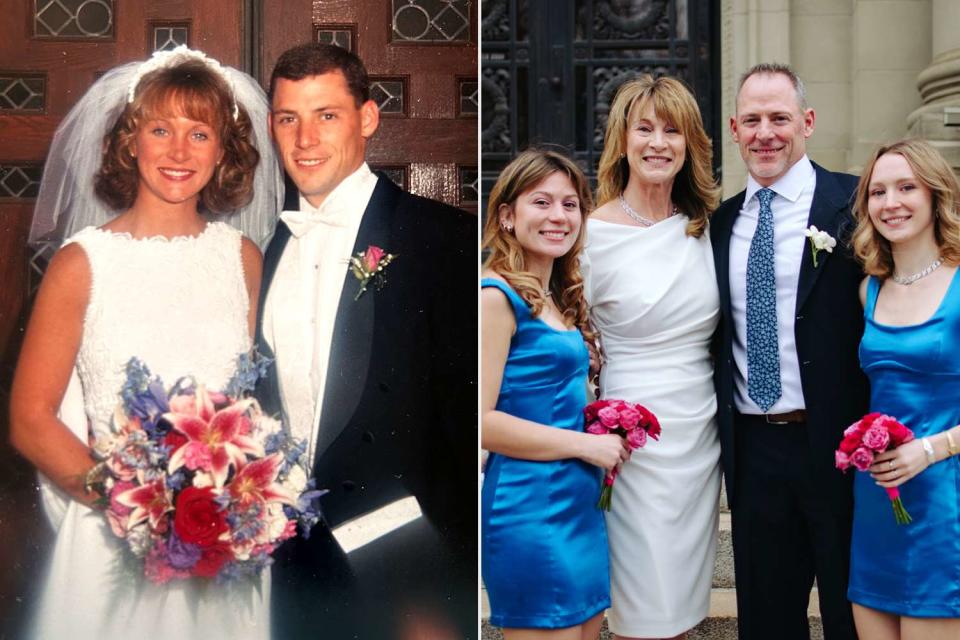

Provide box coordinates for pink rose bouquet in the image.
[835,412,915,525]
[87,355,326,584]
[584,399,661,511]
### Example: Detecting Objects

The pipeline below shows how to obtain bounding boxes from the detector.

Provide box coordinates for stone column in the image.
[907,0,960,170]
[850,0,931,172]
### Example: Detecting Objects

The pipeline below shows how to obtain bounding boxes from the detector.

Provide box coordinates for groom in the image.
[711,63,869,640]
[257,43,476,639]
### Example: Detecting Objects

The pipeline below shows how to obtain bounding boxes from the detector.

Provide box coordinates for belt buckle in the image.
[764,414,790,425]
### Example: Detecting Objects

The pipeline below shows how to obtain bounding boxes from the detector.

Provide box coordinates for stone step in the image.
[481,589,823,640]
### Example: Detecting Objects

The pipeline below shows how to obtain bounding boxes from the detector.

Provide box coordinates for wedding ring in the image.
[888,461,895,471]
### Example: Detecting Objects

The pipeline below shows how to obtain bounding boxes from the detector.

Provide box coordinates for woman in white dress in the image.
[9,48,281,639]
[581,75,722,640]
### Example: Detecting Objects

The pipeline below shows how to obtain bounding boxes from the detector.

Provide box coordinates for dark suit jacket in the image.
[711,163,870,513]
[257,173,477,639]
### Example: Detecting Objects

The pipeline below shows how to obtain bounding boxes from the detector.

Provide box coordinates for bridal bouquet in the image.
[87,355,326,583]
[584,399,661,511]
[835,412,915,525]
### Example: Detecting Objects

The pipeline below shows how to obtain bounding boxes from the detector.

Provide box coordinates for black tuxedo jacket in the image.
[711,163,869,513]
[257,173,477,638]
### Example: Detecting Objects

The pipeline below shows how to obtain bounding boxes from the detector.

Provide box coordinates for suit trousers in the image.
[731,414,856,640]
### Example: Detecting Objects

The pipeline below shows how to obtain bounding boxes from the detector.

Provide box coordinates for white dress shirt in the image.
[730,155,816,414]
[262,163,378,468]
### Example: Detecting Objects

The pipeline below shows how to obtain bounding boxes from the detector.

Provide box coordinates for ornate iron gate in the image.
[481,0,719,209]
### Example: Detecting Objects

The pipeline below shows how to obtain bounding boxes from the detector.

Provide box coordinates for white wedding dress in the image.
[582,215,721,638]
[31,222,269,640]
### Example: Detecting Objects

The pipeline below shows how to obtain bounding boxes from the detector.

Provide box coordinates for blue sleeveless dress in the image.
[849,272,960,616]
[481,278,611,628]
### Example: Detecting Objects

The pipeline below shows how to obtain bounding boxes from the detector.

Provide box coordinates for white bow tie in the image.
[279,208,348,237]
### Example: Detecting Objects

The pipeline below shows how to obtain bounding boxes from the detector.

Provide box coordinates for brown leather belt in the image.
[760,409,807,424]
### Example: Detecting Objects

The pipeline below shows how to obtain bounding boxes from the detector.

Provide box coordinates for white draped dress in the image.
[582,215,721,638]
[32,223,269,640]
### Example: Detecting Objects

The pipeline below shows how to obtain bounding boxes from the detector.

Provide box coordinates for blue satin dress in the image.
[849,273,960,616]
[481,278,611,629]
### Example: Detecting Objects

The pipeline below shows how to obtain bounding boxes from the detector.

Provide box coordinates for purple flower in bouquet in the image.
[224,350,273,398]
[166,532,202,570]
[121,358,171,439]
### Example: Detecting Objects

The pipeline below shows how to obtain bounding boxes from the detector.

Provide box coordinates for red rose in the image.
[637,406,661,440]
[839,433,861,455]
[879,416,914,445]
[584,400,613,423]
[193,543,232,578]
[858,413,882,433]
[173,487,228,547]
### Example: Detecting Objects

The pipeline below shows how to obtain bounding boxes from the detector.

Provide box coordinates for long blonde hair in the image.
[851,138,960,277]
[595,75,719,238]
[482,149,595,339]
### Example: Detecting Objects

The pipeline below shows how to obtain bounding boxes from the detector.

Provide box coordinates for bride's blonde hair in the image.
[482,149,594,340]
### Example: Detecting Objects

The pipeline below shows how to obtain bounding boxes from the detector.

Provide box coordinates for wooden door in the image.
[261,0,479,213]
[0,2,245,632]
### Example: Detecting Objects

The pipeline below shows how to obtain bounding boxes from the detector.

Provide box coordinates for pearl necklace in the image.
[892,256,944,285]
[618,193,679,227]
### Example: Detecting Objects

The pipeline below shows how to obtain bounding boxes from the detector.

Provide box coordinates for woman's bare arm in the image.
[9,243,100,505]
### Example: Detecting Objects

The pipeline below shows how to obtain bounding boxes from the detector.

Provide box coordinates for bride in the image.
[9,47,281,639]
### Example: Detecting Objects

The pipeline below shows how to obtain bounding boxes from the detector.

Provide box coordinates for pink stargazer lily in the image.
[227,453,298,507]
[116,479,173,531]
[165,386,264,487]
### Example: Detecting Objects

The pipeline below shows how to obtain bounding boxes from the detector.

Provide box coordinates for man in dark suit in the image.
[711,63,869,640]
[257,43,476,639]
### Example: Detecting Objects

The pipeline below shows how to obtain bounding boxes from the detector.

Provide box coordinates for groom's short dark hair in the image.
[269,43,370,107]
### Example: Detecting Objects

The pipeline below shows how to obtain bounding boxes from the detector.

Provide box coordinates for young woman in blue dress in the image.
[481,149,630,640]
[849,137,960,640]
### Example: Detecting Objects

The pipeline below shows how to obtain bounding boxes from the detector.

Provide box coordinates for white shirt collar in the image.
[744,155,814,206]
[297,162,375,221]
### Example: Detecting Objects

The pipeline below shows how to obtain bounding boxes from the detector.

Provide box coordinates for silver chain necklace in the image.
[618,193,679,227]
[892,256,944,285]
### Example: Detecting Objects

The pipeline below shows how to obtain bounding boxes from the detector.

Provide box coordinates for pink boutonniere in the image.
[349,245,397,300]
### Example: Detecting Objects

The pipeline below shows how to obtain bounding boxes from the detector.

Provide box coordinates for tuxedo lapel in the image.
[713,191,746,323]
[795,164,850,312]
[311,175,399,469]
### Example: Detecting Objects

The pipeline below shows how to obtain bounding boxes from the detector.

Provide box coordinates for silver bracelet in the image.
[921,437,936,466]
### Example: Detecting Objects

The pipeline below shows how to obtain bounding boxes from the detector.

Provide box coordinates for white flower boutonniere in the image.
[804,225,836,268]
[349,245,397,300]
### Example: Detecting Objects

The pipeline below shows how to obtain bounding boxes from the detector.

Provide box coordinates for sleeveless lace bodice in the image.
[67,222,251,436]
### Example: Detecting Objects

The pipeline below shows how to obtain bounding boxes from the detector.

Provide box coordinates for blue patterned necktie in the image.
[746,187,781,412]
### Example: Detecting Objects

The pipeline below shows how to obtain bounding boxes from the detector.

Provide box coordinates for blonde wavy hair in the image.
[595,74,719,238]
[482,149,595,339]
[852,138,960,278]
